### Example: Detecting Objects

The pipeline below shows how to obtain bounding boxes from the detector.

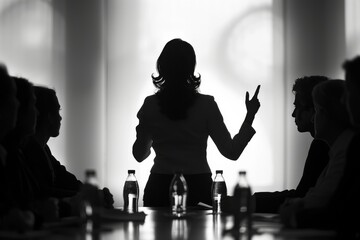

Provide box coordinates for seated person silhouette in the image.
[333,56,360,238]
[21,86,114,211]
[0,65,35,231]
[2,76,57,227]
[22,86,81,198]
[3,77,41,208]
[280,80,355,230]
[133,38,261,207]
[280,57,360,238]
[253,76,329,213]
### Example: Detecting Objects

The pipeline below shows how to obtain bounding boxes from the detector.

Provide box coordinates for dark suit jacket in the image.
[254,139,329,213]
[2,142,41,209]
[294,132,360,238]
[22,137,82,199]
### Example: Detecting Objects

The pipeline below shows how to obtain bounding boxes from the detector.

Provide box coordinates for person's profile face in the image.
[291,94,314,133]
[48,94,62,138]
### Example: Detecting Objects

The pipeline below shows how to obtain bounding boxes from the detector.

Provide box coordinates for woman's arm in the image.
[133,99,153,162]
[132,129,152,162]
[209,85,260,160]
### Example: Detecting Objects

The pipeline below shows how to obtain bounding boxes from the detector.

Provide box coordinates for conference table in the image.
[1,207,337,240]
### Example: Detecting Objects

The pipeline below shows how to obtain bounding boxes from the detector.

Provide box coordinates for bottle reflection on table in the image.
[171,219,188,240]
[84,231,100,240]
[124,221,140,240]
[212,213,222,239]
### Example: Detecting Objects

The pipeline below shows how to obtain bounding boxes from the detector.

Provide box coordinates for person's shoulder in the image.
[311,138,328,147]
[141,94,158,106]
[310,138,330,152]
[137,95,157,117]
[196,93,215,103]
[144,94,156,101]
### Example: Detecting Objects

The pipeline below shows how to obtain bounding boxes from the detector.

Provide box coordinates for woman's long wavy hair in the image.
[152,39,201,120]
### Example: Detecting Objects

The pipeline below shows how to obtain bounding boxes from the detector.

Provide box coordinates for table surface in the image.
[0,207,337,240]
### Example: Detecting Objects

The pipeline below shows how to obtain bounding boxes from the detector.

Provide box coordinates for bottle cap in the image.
[85,169,96,176]
[216,170,223,174]
[128,169,135,174]
[239,170,246,175]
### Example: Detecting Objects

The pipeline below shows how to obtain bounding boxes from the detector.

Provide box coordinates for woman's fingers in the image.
[252,85,261,100]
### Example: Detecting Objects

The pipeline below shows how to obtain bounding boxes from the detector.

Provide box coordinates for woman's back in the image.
[139,94,215,174]
[136,93,256,174]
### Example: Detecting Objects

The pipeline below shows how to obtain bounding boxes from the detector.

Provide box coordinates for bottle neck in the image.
[215,174,224,180]
[237,174,249,188]
[126,173,137,181]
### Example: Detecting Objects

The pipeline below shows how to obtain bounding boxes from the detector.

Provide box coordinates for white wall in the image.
[58,0,107,185]
[283,0,346,189]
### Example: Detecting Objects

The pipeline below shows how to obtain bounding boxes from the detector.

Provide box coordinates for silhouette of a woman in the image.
[133,38,260,207]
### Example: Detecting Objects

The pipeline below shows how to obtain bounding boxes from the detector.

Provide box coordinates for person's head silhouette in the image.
[292,76,329,136]
[152,38,200,89]
[312,80,350,144]
[33,86,62,140]
[152,39,201,120]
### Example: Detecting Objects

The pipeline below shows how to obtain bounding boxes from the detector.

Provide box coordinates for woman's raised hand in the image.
[244,85,261,124]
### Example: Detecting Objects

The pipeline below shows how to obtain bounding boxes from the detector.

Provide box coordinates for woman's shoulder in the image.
[144,94,157,101]
[141,94,158,106]
[137,95,157,114]
[143,93,214,100]
[140,93,217,112]
[196,93,215,102]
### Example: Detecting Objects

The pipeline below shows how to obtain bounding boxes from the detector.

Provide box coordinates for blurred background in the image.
[0,0,359,207]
